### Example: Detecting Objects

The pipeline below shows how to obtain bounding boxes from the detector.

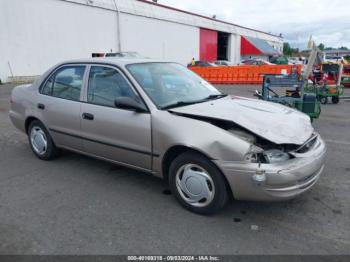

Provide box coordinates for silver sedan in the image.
[9,58,326,214]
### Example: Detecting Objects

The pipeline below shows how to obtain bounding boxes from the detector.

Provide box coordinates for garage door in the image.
[200,28,218,61]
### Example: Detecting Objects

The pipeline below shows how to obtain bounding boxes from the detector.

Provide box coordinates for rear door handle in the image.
[82,112,94,120]
[38,103,45,110]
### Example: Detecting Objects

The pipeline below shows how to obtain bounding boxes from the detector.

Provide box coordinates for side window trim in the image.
[81,64,91,103]
[39,64,88,102]
[84,64,144,109]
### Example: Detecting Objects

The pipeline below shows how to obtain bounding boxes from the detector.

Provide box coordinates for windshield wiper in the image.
[161,94,228,110]
[161,100,203,110]
[204,94,228,100]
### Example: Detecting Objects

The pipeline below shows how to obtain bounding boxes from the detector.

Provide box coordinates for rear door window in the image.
[41,66,86,101]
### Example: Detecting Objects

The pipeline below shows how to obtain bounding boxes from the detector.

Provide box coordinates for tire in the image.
[169,151,228,215]
[331,96,339,104]
[319,96,328,104]
[28,120,58,160]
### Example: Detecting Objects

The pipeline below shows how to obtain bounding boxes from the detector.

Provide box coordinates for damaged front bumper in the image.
[214,135,327,201]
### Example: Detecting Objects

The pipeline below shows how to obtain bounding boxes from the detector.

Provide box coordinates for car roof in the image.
[60,57,168,67]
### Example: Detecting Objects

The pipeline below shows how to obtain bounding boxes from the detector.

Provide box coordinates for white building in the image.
[0,0,283,83]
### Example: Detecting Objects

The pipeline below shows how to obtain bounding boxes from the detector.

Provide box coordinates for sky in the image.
[157,0,350,50]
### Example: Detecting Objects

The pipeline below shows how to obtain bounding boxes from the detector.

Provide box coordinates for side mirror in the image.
[114,97,147,113]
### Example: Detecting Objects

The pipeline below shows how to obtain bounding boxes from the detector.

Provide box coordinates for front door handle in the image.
[82,112,94,120]
[38,103,45,110]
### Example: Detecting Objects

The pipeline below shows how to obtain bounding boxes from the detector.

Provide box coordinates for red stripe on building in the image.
[241,36,262,55]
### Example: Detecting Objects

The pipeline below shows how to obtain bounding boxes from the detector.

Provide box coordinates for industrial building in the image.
[323,49,350,57]
[0,0,283,82]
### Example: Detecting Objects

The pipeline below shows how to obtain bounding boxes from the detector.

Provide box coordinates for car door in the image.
[80,65,152,171]
[38,65,87,151]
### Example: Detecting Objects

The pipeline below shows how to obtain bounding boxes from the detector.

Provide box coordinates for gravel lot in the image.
[0,83,350,255]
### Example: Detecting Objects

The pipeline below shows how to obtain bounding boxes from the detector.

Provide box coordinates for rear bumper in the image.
[9,110,26,133]
[214,135,326,201]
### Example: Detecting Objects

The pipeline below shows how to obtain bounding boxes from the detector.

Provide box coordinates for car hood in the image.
[170,96,314,145]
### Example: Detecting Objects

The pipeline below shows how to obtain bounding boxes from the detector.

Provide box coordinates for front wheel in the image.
[169,151,228,215]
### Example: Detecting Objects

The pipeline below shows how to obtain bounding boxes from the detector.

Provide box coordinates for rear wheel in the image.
[169,151,228,215]
[331,96,340,104]
[28,120,58,160]
[319,96,328,104]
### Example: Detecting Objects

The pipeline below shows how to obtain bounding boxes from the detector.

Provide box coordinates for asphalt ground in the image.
[0,83,350,254]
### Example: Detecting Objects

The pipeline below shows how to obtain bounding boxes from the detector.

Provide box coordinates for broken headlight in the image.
[245,147,290,164]
[263,149,290,163]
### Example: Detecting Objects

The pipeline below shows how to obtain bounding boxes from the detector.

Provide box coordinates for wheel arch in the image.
[25,117,50,137]
[25,116,41,134]
[161,145,233,198]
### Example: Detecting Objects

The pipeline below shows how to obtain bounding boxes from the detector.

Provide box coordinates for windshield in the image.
[127,63,223,109]
[322,64,339,73]
[326,56,342,60]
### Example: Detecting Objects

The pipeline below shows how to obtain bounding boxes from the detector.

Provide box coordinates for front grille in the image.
[295,134,318,153]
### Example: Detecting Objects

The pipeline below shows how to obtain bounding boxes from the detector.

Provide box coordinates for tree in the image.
[339,46,349,50]
[317,43,325,51]
[283,42,291,55]
[283,42,299,56]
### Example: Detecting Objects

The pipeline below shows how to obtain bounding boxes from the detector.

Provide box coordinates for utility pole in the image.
[112,0,122,52]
